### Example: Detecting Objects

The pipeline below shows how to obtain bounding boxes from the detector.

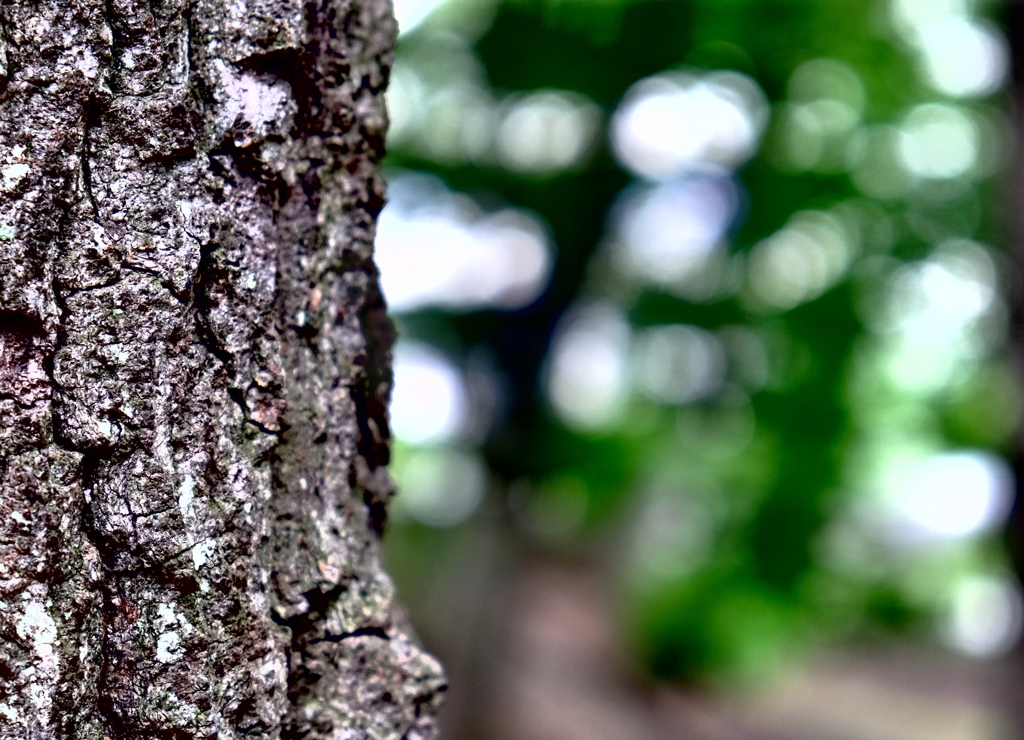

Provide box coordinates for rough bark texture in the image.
[0,0,446,736]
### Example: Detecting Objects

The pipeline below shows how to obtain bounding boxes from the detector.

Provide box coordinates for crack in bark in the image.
[312,626,390,644]
[80,93,101,218]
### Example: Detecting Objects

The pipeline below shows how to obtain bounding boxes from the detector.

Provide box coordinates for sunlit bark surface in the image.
[0,0,445,736]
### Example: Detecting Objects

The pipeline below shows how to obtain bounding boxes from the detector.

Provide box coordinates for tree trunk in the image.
[0,0,445,736]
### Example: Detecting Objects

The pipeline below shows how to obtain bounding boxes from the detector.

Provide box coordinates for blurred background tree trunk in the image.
[0,0,444,736]
[1003,0,1024,726]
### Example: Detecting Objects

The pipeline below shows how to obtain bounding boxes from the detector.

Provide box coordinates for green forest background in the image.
[375,0,1022,735]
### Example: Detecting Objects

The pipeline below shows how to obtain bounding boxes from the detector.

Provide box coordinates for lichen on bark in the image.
[0,0,445,737]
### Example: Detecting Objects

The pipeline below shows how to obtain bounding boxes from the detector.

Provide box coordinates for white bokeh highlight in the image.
[918,18,1007,98]
[385,48,604,175]
[376,173,552,313]
[898,104,979,180]
[610,71,768,180]
[545,303,631,431]
[879,240,1000,392]
[612,175,737,285]
[890,0,1008,99]
[943,574,1024,658]
[889,451,1013,541]
[390,341,467,445]
[392,0,447,35]
[496,91,601,174]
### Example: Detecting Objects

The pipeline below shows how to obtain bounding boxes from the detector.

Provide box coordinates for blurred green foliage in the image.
[380,0,1021,687]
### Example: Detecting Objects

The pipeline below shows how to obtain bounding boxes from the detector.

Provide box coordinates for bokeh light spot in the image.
[393,447,487,527]
[612,175,738,285]
[779,100,861,172]
[386,65,427,145]
[887,241,997,342]
[848,125,917,200]
[898,104,979,180]
[747,210,855,310]
[918,18,1007,98]
[890,0,970,39]
[943,574,1024,658]
[496,91,601,174]
[788,58,866,113]
[390,341,467,445]
[610,71,768,179]
[877,240,1000,392]
[393,0,448,35]
[545,303,631,431]
[376,173,552,312]
[892,451,1013,540]
[631,325,726,405]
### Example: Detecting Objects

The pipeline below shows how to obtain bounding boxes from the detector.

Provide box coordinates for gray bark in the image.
[0,0,446,737]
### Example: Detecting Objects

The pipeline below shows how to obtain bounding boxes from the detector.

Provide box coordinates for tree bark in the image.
[0,0,445,736]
